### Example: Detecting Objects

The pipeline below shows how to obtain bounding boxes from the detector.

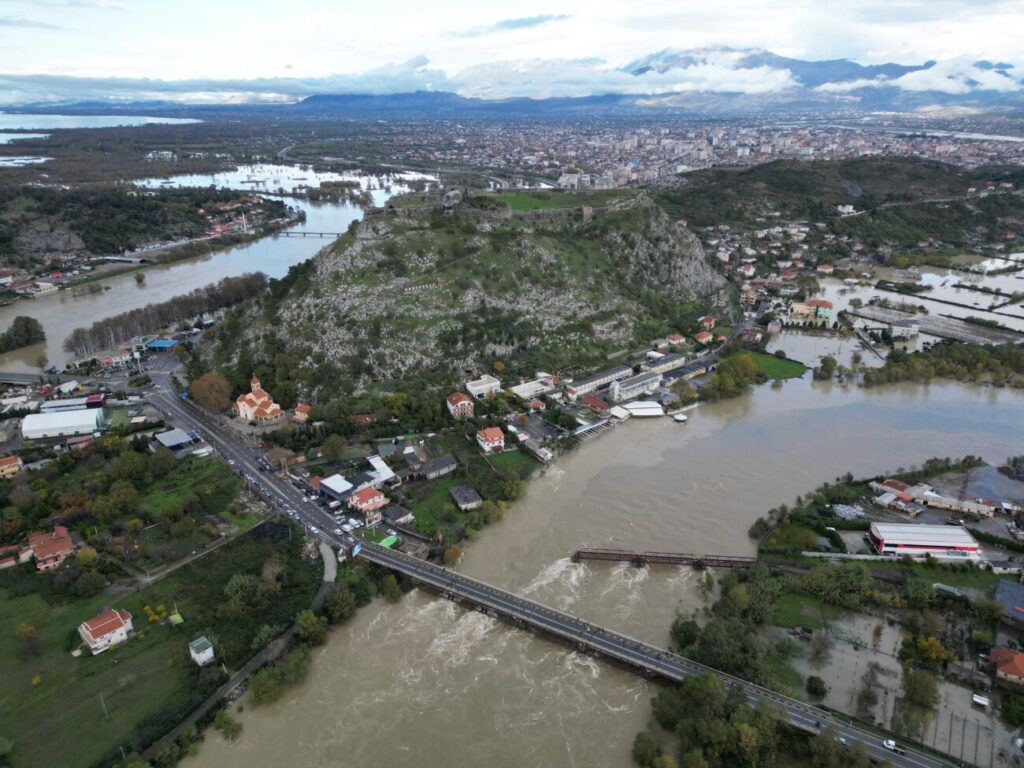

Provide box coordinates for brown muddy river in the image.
[185,378,1024,768]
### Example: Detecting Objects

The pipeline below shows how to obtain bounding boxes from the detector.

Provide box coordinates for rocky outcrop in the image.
[215,192,725,394]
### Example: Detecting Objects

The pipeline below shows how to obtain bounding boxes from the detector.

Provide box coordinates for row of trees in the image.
[863,342,1024,388]
[63,272,268,357]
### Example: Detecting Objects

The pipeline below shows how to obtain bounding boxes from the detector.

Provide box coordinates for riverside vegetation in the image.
[633,457,1014,768]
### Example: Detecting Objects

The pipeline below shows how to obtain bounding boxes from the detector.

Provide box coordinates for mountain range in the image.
[8,48,1023,116]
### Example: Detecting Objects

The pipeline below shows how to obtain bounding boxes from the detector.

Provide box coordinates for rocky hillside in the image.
[206,192,726,397]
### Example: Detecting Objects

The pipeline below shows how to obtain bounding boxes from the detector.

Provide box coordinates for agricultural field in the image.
[748,351,808,380]
[0,521,321,768]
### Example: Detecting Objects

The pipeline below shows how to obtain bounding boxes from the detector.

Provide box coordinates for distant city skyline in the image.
[0,0,1021,103]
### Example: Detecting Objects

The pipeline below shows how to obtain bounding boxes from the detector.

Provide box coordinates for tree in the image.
[632,730,659,767]
[0,316,45,353]
[191,372,232,412]
[17,623,41,657]
[382,574,402,603]
[148,446,177,478]
[134,272,146,285]
[213,709,242,741]
[502,477,526,501]
[323,585,356,624]
[443,545,462,565]
[671,616,700,650]
[813,355,838,381]
[322,434,346,462]
[76,546,99,568]
[806,675,827,699]
[295,609,327,646]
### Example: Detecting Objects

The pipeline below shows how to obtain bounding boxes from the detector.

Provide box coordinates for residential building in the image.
[293,403,312,424]
[28,525,75,571]
[465,374,502,399]
[476,427,505,454]
[79,608,133,655]
[450,485,483,512]
[446,392,475,419]
[0,454,23,479]
[382,505,414,526]
[420,454,457,480]
[232,376,283,422]
[608,371,662,403]
[694,331,714,345]
[808,299,833,319]
[580,393,610,413]
[564,364,632,400]
[699,315,716,330]
[189,636,215,667]
[22,409,105,440]
[991,647,1024,685]
[349,487,387,514]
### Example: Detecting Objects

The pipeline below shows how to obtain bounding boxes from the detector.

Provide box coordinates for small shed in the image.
[189,635,215,666]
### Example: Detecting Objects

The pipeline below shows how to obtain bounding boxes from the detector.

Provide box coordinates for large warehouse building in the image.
[22,409,105,440]
[867,523,980,560]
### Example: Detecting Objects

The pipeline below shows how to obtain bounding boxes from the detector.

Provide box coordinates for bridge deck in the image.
[572,548,755,568]
[356,542,860,743]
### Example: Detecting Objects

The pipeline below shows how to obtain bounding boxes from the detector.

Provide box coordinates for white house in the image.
[189,636,215,666]
[79,608,133,655]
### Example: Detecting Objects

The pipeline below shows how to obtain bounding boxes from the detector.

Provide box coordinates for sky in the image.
[0,0,1022,103]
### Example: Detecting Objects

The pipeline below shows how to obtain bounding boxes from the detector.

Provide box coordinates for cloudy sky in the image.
[0,0,1021,103]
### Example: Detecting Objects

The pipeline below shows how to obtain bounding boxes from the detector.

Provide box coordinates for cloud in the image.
[814,59,1022,94]
[0,0,121,7]
[0,15,60,28]
[454,14,570,38]
[453,54,799,98]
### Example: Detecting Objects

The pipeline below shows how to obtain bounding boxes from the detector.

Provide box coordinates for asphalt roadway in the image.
[138,356,949,768]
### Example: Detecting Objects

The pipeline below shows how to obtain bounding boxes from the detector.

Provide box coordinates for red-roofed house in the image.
[0,454,23,479]
[581,393,610,413]
[817,264,835,275]
[808,299,833,319]
[292,403,312,424]
[694,331,714,345]
[991,647,1024,685]
[79,608,133,654]
[476,427,505,454]
[446,392,475,420]
[28,526,74,571]
[233,376,283,422]
[349,487,387,514]
[698,315,716,331]
[882,479,911,493]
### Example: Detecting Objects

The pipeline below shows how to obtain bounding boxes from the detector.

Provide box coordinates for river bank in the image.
[181,377,1024,768]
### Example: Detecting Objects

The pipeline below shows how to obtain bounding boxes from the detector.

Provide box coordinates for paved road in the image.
[137,358,948,768]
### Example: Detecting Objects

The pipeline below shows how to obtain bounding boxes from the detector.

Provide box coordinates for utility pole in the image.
[100,691,109,719]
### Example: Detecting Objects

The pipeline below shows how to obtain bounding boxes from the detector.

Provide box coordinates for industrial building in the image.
[153,428,195,451]
[564,365,632,400]
[22,409,105,440]
[867,523,980,560]
[640,353,687,375]
[608,371,662,403]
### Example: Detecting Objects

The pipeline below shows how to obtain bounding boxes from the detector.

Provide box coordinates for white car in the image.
[387,529,397,536]
[333,527,342,535]
[342,524,353,533]
[309,526,319,534]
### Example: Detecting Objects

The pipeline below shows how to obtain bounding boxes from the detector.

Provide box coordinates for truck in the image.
[882,739,906,755]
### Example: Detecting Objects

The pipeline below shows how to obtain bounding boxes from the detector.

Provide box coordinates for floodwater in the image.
[0,164,428,371]
[184,379,1024,768]
[0,113,198,130]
